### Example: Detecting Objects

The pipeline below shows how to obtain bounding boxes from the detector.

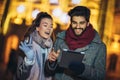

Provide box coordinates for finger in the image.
[56,49,60,56]
[48,56,56,62]
[52,47,54,51]
[23,41,32,47]
[19,42,24,48]
[48,53,57,61]
[19,42,25,50]
[50,58,56,62]
[29,36,32,44]
[24,37,29,44]
[57,49,60,54]
[51,54,57,60]
[51,51,57,57]
[23,36,32,46]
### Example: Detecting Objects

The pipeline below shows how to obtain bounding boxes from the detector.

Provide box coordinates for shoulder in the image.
[56,31,66,39]
[92,30,103,44]
[91,30,106,49]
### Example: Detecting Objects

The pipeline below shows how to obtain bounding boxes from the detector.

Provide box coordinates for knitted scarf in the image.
[31,30,53,48]
[28,30,52,80]
[65,24,95,50]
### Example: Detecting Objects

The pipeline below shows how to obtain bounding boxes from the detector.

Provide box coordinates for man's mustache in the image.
[73,28,84,31]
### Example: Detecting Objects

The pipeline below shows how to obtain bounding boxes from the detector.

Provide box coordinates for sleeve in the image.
[14,51,35,80]
[80,44,106,80]
[44,60,58,77]
[44,37,62,77]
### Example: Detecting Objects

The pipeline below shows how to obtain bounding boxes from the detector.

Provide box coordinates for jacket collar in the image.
[57,30,102,44]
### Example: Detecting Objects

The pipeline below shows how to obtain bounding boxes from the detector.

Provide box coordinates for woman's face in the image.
[36,18,53,39]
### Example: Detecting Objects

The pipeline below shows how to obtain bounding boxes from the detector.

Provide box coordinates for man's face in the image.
[71,16,89,36]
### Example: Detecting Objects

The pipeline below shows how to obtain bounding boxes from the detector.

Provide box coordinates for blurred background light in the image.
[16,5,25,13]
[49,0,59,4]
[71,0,81,4]
[60,13,70,24]
[32,9,40,19]
[52,8,62,17]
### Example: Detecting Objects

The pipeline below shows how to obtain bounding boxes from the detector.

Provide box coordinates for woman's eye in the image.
[50,26,53,28]
[44,25,47,27]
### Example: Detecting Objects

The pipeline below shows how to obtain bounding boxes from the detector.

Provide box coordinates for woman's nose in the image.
[48,26,53,30]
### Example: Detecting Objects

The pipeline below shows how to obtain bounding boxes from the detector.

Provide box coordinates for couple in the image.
[14,6,106,80]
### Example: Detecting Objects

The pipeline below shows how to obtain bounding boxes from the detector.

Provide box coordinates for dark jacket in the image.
[45,30,106,80]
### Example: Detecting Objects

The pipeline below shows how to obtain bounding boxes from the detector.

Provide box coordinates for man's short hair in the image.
[68,6,90,22]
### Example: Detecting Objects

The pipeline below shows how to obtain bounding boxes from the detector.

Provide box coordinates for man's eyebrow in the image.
[79,21,86,23]
[71,20,77,23]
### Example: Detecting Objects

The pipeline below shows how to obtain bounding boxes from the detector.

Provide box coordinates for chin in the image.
[75,32,82,36]
[45,36,50,39]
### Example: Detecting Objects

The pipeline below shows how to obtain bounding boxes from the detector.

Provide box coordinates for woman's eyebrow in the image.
[42,22,48,25]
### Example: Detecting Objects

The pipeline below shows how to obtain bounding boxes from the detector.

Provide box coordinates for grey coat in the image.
[46,30,106,80]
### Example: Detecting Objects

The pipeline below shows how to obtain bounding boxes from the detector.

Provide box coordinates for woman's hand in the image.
[48,49,60,62]
[19,36,34,61]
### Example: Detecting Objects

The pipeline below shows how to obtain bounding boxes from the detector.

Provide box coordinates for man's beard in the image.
[73,28,85,36]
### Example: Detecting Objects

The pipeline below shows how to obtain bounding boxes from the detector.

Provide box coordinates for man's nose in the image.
[76,24,80,28]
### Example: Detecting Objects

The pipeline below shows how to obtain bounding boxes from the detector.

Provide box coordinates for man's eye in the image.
[80,21,86,24]
[72,22,77,24]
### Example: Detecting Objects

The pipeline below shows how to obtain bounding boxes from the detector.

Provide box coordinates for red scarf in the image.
[65,24,95,50]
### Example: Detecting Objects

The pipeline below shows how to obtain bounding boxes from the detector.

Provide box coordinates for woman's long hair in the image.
[24,12,53,38]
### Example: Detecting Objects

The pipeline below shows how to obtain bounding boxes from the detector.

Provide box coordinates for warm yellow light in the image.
[13,17,23,25]
[3,15,11,35]
[4,35,19,64]
[110,34,120,53]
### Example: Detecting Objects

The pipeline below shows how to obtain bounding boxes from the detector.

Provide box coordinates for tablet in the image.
[58,49,84,68]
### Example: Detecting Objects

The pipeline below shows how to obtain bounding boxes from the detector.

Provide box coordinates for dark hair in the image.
[24,12,53,37]
[68,6,90,22]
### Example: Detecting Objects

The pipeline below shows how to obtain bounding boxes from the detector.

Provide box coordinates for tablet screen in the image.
[58,49,84,68]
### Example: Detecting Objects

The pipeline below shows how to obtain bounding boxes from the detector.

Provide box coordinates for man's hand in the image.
[19,36,34,61]
[48,49,60,62]
[69,62,85,75]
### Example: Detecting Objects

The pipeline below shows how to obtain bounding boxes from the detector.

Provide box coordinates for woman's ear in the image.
[87,22,90,26]
[36,27,39,31]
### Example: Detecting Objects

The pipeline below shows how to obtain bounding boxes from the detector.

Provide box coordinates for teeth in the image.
[45,32,50,35]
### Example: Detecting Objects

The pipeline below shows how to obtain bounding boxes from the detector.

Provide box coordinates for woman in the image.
[14,12,54,80]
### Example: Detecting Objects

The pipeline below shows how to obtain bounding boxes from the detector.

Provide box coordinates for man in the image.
[45,6,106,80]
